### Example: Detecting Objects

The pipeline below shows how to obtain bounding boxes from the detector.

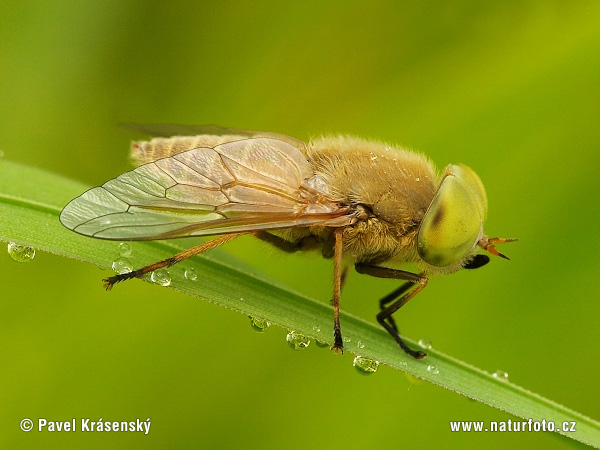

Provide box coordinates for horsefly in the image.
[60,125,516,358]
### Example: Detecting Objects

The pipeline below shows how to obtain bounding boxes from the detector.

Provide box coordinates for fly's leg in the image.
[103,232,249,290]
[377,281,427,359]
[255,230,348,352]
[355,263,428,359]
[252,230,304,253]
[330,228,345,353]
[377,281,415,333]
[339,264,350,292]
[253,230,324,254]
[327,264,350,306]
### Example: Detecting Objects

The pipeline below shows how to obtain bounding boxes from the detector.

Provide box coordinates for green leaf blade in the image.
[0,159,598,447]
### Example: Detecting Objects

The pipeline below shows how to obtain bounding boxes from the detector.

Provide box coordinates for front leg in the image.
[355,263,428,359]
[377,281,415,333]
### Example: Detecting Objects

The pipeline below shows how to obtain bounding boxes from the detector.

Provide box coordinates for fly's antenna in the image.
[478,236,518,260]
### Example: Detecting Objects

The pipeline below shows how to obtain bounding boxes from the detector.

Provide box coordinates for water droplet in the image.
[418,338,433,350]
[111,257,132,274]
[184,268,197,281]
[7,243,35,263]
[117,242,132,257]
[369,152,378,161]
[343,336,351,344]
[427,365,439,375]
[353,355,380,375]
[312,325,321,333]
[357,341,365,349]
[249,316,271,332]
[415,177,420,182]
[492,370,509,382]
[150,269,171,286]
[315,340,329,348]
[286,331,311,350]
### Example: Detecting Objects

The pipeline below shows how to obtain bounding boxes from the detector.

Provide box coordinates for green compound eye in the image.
[418,164,488,267]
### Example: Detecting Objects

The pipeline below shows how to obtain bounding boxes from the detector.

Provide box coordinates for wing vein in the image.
[112,179,166,200]
[173,152,224,186]
[153,162,178,185]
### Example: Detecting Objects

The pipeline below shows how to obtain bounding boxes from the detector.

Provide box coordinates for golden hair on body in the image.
[62,126,516,359]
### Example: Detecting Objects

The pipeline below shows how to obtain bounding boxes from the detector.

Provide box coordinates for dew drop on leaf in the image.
[111,257,132,274]
[286,330,311,350]
[492,370,509,382]
[7,242,35,263]
[184,268,198,281]
[249,316,271,332]
[118,242,132,257]
[427,365,439,375]
[418,338,433,350]
[353,355,379,375]
[151,269,171,286]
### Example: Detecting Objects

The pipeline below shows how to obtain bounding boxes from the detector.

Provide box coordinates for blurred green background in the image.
[1,1,599,448]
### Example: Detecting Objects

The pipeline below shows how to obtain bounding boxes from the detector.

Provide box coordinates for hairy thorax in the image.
[292,135,439,265]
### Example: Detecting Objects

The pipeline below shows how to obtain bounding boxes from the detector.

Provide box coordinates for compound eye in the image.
[417,165,485,267]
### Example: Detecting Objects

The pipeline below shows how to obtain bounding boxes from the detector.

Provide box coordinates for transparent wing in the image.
[60,138,353,240]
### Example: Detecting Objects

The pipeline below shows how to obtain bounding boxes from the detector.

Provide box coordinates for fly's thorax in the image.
[302,135,441,265]
[416,164,488,275]
[306,135,438,222]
